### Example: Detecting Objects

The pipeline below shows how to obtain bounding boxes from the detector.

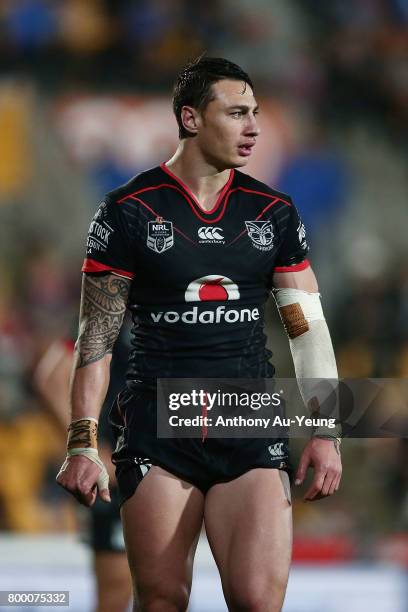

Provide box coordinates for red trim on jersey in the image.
[172,226,197,244]
[232,186,291,205]
[127,195,158,217]
[257,196,291,215]
[160,163,235,215]
[220,186,290,225]
[118,182,291,225]
[117,183,177,203]
[274,259,310,273]
[82,258,135,279]
[123,183,211,222]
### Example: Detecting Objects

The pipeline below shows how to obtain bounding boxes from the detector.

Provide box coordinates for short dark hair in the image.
[172,56,254,139]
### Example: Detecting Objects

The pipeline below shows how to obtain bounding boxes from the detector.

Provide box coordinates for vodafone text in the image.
[151,306,259,324]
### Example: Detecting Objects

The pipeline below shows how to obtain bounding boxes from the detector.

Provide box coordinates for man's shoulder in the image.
[233,170,292,205]
[105,166,163,203]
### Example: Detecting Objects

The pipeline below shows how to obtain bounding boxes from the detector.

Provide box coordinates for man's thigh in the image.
[121,466,204,610]
[204,468,292,612]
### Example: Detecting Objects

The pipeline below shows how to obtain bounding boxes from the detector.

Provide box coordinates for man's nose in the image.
[244,114,260,136]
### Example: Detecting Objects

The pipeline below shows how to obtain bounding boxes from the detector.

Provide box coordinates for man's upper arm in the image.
[75,194,135,368]
[272,266,319,292]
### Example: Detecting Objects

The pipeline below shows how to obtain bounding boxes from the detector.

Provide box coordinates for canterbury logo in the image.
[268,442,285,457]
[198,226,224,240]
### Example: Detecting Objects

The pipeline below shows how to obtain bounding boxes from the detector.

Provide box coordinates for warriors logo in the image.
[245,221,274,251]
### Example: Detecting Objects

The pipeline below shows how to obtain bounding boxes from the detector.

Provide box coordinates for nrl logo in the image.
[245,220,274,251]
[147,219,174,253]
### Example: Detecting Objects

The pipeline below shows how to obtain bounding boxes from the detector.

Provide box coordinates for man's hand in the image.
[99,442,117,483]
[56,454,111,507]
[295,437,342,501]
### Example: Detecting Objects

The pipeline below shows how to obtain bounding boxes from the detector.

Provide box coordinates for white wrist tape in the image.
[274,288,339,437]
[67,447,109,491]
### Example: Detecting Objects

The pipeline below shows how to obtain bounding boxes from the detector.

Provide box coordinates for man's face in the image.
[194,79,260,170]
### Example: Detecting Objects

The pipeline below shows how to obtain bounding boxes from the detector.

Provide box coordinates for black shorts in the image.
[81,487,125,553]
[110,386,291,508]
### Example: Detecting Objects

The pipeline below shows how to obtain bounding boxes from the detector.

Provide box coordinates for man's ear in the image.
[180,105,200,136]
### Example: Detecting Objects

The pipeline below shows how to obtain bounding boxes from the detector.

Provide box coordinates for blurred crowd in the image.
[1,0,407,143]
[300,0,408,146]
[0,0,233,89]
[0,0,407,565]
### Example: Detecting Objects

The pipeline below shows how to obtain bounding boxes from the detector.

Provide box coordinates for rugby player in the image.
[57,57,342,612]
[36,322,132,612]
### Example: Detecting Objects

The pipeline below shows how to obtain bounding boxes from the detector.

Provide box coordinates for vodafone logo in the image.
[185,275,240,302]
[149,274,259,325]
[150,305,259,325]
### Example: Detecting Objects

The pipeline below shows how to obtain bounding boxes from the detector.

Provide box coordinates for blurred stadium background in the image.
[0,0,407,610]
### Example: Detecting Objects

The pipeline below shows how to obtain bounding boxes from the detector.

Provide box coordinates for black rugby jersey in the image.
[82,164,309,383]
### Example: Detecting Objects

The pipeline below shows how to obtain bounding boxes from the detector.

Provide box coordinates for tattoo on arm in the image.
[75,274,131,368]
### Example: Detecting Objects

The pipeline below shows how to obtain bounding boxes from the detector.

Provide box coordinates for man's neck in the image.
[165,142,231,211]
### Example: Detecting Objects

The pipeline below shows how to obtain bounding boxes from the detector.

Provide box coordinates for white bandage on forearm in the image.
[273,288,325,336]
[274,288,339,437]
[67,447,109,491]
[288,317,338,377]
[273,288,337,378]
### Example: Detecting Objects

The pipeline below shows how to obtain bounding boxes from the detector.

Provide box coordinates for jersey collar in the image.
[160,162,235,216]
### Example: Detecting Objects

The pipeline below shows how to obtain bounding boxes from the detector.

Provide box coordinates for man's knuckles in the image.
[77,483,95,496]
